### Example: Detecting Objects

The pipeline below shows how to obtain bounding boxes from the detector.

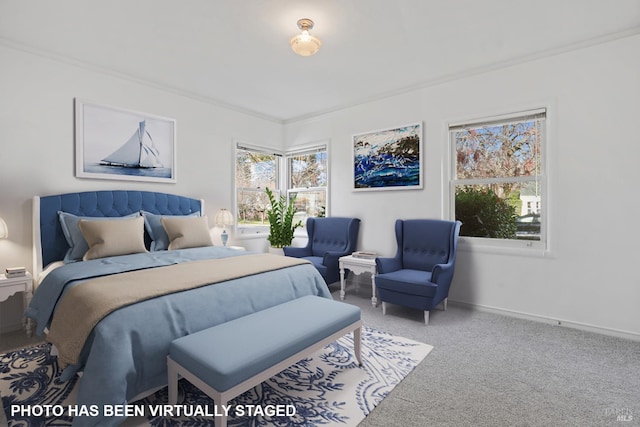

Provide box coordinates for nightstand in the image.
[0,272,34,337]
[339,255,378,307]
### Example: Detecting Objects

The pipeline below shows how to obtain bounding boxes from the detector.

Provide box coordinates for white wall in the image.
[1,34,638,339]
[0,44,283,331]
[284,34,640,338]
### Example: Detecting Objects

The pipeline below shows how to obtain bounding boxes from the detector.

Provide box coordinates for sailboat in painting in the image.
[100,121,163,168]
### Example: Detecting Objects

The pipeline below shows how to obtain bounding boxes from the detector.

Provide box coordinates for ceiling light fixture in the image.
[290,18,321,57]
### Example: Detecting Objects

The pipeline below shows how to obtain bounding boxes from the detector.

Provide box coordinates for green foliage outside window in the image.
[455,187,517,239]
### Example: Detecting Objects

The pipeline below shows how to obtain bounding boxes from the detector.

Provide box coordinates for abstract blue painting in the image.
[353,123,422,190]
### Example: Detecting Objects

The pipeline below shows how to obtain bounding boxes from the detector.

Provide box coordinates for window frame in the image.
[285,143,330,229]
[234,141,329,237]
[447,108,549,255]
[235,142,281,235]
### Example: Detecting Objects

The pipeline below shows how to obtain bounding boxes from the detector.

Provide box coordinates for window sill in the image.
[235,229,269,240]
[457,237,552,258]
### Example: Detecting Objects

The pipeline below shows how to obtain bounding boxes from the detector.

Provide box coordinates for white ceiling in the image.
[1,0,639,122]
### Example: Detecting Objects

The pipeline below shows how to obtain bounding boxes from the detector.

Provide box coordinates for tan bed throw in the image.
[47,253,310,366]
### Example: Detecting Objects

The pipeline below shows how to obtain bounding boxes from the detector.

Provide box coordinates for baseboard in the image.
[450,299,640,342]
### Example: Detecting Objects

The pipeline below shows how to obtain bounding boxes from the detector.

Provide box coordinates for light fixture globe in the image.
[290,18,321,57]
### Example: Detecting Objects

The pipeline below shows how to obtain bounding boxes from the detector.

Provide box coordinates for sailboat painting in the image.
[75,99,176,183]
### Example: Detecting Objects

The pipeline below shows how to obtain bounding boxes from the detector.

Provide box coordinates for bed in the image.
[26,190,331,427]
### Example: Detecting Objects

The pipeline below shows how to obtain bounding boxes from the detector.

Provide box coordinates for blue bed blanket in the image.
[25,247,331,427]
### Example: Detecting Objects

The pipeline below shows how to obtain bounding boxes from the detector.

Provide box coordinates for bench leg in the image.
[167,357,178,404]
[354,327,363,367]
[215,404,228,427]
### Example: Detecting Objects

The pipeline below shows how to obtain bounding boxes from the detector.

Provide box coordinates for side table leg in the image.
[339,265,346,300]
[23,290,33,337]
[371,273,378,307]
[25,319,33,338]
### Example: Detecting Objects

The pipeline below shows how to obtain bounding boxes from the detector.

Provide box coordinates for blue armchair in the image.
[375,219,461,324]
[283,217,360,284]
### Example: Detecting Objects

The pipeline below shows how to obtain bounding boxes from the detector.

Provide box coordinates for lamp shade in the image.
[0,217,7,239]
[214,209,234,227]
[214,209,234,246]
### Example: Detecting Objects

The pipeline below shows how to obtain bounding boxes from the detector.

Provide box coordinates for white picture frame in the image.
[75,98,177,183]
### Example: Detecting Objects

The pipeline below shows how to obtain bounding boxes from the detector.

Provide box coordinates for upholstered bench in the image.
[167,295,363,427]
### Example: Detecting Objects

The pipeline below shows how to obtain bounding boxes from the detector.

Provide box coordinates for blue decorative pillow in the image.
[141,211,200,251]
[58,211,140,263]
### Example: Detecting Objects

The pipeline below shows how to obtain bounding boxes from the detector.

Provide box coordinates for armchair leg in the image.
[443,298,448,311]
[424,310,429,325]
[382,302,387,316]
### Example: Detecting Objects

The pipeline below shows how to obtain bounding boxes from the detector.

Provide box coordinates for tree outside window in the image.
[235,143,328,230]
[287,148,328,224]
[236,146,278,226]
[450,110,545,245]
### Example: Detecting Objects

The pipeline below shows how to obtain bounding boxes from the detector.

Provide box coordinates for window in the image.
[235,142,328,232]
[235,144,280,230]
[286,145,328,224]
[449,109,546,248]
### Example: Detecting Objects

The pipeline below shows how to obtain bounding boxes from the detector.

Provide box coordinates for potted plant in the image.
[265,187,302,253]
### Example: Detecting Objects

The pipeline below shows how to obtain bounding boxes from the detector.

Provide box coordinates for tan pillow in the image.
[79,217,148,261]
[161,215,213,250]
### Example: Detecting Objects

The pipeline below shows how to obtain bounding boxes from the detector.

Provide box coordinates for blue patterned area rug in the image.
[0,327,432,426]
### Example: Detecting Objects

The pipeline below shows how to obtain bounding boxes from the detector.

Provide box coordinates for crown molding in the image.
[2,25,639,126]
[0,37,284,124]
[283,26,640,124]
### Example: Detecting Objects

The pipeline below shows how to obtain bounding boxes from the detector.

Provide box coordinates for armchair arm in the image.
[375,257,403,274]
[322,250,348,271]
[431,261,454,285]
[283,246,312,257]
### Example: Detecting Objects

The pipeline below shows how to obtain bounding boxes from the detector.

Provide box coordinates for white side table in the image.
[338,255,378,307]
[0,272,34,337]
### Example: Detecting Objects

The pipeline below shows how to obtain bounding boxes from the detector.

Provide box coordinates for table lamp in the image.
[214,209,234,246]
[0,217,7,239]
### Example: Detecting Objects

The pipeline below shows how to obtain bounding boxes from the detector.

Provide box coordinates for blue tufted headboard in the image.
[33,190,203,278]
